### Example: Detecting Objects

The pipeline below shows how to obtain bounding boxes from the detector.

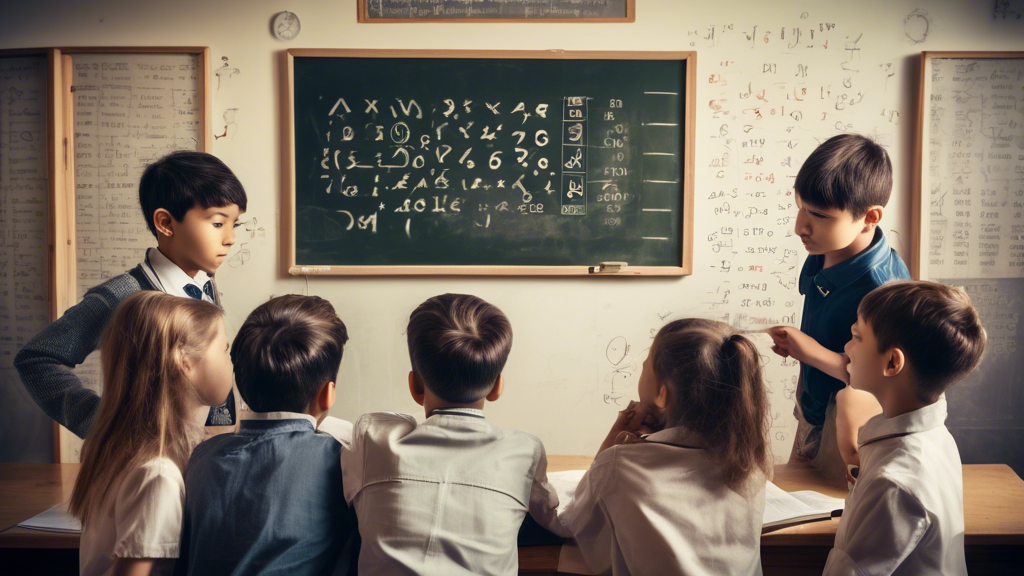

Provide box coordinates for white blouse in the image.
[559,427,767,576]
[79,457,185,576]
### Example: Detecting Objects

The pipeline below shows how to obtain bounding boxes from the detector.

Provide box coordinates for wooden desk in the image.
[520,456,1024,575]
[2,460,1023,575]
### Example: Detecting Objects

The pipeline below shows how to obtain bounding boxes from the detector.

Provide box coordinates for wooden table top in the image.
[3,458,1023,551]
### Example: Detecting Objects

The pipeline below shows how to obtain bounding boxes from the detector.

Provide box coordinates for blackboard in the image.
[914,52,1024,477]
[286,50,694,275]
[358,0,635,22]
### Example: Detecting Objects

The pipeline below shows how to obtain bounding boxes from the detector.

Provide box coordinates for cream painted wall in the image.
[2,0,1022,460]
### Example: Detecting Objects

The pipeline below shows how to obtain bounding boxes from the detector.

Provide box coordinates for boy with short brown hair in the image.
[825,280,986,576]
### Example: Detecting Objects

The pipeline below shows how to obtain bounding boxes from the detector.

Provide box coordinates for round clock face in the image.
[273,11,300,41]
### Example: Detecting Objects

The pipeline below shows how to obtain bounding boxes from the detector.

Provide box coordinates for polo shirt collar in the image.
[799,228,889,298]
[858,396,948,448]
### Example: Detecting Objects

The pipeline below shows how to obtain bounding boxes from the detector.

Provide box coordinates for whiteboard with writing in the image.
[920,55,1024,280]
[64,52,203,460]
[0,54,53,461]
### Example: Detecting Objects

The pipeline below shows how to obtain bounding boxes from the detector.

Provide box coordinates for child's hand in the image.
[767,326,814,362]
[769,326,851,383]
[597,401,663,454]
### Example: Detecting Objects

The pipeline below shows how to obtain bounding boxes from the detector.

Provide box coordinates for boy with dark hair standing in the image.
[15,151,247,436]
[769,133,911,482]
[177,295,359,576]
[342,293,567,576]
[825,280,986,575]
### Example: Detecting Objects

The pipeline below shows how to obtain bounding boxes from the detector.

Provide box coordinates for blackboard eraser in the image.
[589,261,629,274]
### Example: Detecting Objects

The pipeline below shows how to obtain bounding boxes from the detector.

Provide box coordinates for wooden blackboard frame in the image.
[912,51,1024,280]
[51,47,212,462]
[357,0,636,23]
[283,48,695,276]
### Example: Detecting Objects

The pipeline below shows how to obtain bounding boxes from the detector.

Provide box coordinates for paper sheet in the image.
[17,503,81,533]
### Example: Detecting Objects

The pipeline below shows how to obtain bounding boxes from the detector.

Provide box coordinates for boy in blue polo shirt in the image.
[769,134,910,482]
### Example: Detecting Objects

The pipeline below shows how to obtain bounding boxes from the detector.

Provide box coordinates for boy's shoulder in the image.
[86,266,149,304]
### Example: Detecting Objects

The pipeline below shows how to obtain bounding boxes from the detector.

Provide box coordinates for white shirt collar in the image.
[239,410,318,428]
[645,426,706,448]
[858,396,948,448]
[144,247,213,302]
[429,407,486,419]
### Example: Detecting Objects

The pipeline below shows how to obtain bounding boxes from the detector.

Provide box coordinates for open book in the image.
[762,481,845,532]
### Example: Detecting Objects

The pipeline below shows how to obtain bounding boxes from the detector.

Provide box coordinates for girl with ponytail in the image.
[560,319,772,576]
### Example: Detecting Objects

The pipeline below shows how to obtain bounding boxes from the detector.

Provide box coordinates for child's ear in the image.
[408,372,425,406]
[654,382,670,410]
[863,205,883,227]
[178,349,195,381]
[153,208,176,238]
[884,348,905,377]
[319,381,336,412]
[485,374,504,402]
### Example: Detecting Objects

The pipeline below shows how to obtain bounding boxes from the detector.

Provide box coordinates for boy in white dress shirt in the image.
[341,293,568,576]
[825,280,987,576]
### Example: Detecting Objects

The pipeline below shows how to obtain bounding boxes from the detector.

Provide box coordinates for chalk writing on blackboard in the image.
[292,56,686,267]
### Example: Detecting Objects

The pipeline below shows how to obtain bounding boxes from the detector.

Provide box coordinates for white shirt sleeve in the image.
[340,415,370,505]
[317,416,354,446]
[824,477,930,576]
[557,449,617,575]
[528,440,572,537]
[341,413,417,504]
[112,458,185,559]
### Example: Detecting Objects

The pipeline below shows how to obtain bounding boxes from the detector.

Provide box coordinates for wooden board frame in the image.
[283,49,695,276]
[912,51,1024,280]
[357,0,635,23]
[51,47,212,462]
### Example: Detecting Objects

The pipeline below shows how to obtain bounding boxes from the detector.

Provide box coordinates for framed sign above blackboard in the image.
[357,0,636,23]
[284,49,695,276]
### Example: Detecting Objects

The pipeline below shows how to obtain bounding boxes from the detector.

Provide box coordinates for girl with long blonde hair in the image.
[560,318,773,576]
[70,291,233,576]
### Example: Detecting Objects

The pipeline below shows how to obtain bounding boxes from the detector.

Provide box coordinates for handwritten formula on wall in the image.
[595,16,906,461]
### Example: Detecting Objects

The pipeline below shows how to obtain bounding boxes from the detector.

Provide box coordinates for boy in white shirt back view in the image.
[341,293,567,576]
[825,280,987,576]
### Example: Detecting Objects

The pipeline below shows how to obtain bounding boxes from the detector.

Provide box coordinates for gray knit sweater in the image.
[13,265,233,438]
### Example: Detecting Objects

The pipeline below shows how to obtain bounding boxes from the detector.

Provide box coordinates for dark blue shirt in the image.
[177,417,358,576]
[798,229,910,426]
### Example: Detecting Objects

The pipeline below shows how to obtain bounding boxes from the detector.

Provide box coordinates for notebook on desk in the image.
[762,481,845,532]
[17,503,81,534]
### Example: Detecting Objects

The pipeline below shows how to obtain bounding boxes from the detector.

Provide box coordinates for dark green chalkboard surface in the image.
[286,50,694,275]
